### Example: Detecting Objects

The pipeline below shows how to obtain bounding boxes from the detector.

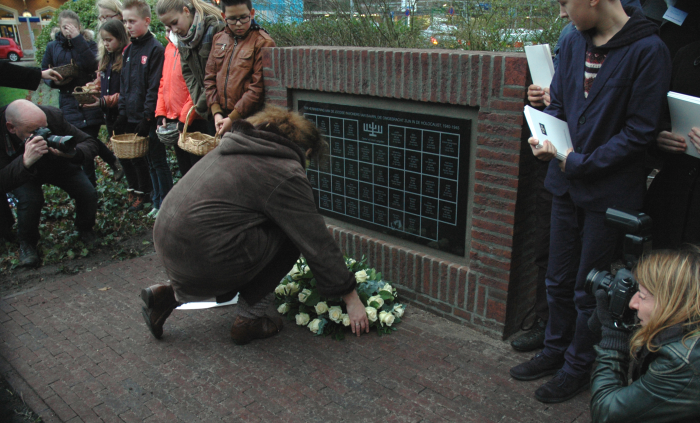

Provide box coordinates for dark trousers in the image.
[543,193,619,378]
[236,235,300,305]
[11,169,97,246]
[81,124,118,187]
[534,160,552,322]
[1,194,13,240]
[121,123,152,195]
[145,124,173,209]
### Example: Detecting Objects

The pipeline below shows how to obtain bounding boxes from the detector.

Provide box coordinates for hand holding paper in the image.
[524,105,574,161]
[667,91,700,158]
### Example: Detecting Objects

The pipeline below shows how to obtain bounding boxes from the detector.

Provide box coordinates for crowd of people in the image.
[1,0,699,420]
[1,0,275,267]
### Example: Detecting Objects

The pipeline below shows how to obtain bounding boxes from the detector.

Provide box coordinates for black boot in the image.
[19,241,39,267]
[511,317,547,352]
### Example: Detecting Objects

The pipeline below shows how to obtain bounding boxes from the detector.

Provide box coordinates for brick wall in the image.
[262,47,536,339]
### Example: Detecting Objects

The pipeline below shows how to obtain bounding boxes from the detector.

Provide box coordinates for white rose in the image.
[368,295,384,309]
[342,314,350,326]
[295,312,310,326]
[328,306,343,323]
[355,270,368,283]
[274,284,286,295]
[314,301,329,315]
[365,306,378,322]
[379,283,393,293]
[277,303,290,314]
[392,304,405,318]
[285,282,300,296]
[288,265,303,280]
[346,258,356,267]
[379,310,395,327]
[298,288,312,303]
[308,318,322,334]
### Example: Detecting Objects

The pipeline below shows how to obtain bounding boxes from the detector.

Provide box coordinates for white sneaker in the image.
[147,208,159,218]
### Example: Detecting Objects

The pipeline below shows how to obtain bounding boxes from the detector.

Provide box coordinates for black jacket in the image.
[0,62,42,90]
[41,31,102,129]
[100,53,122,125]
[118,31,164,123]
[0,105,99,193]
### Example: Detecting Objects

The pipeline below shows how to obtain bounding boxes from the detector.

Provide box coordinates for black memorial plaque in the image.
[301,101,471,256]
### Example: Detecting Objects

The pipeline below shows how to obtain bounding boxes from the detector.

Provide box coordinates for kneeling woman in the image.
[144,106,369,343]
[590,246,700,422]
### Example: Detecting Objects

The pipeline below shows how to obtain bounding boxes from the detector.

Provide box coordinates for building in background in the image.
[1,0,65,58]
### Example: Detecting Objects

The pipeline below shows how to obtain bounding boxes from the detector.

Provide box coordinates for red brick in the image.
[431,260,440,299]
[470,228,513,248]
[449,54,461,104]
[503,86,526,99]
[471,261,511,282]
[469,55,481,106]
[448,265,458,306]
[397,51,407,99]
[471,240,512,260]
[491,56,503,99]
[476,286,486,316]
[467,273,477,311]
[361,50,369,95]
[488,99,524,112]
[478,111,524,126]
[262,47,273,69]
[474,171,519,189]
[422,256,431,295]
[475,148,521,165]
[331,49,339,92]
[266,89,287,98]
[480,55,491,106]
[476,135,521,152]
[471,208,516,226]
[353,50,362,95]
[453,308,472,322]
[477,122,522,139]
[470,251,511,271]
[475,160,519,177]
[473,184,518,201]
[266,99,287,107]
[478,274,510,292]
[504,56,528,86]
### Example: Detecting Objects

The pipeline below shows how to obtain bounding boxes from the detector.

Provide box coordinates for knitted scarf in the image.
[179,12,205,49]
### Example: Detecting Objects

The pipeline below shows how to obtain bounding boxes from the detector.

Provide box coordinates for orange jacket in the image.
[156,41,198,124]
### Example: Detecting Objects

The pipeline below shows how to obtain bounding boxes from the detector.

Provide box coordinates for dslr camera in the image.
[28,127,76,153]
[584,208,652,327]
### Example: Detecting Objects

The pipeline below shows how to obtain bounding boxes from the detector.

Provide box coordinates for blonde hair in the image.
[96,0,123,19]
[246,105,329,163]
[155,0,221,20]
[122,0,151,19]
[630,245,700,357]
[97,19,129,73]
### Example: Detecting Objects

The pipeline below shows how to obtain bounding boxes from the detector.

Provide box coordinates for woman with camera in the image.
[589,246,700,422]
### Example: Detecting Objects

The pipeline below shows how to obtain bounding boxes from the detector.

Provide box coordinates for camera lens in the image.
[584,269,614,295]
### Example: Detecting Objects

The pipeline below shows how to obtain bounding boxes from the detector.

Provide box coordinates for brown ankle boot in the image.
[230,315,284,345]
[141,284,180,339]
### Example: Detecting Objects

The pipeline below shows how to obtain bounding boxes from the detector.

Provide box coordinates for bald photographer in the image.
[1,100,100,267]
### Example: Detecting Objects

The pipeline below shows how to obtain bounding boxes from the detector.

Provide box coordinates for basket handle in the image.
[182,106,195,138]
[74,86,86,93]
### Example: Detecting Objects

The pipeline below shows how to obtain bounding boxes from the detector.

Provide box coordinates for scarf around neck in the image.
[179,11,204,49]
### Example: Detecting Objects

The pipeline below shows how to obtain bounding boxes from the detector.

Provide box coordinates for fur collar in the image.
[227,119,307,168]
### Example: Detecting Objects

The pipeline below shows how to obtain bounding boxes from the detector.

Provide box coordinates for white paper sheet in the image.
[667,91,700,159]
[524,44,555,88]
[176,294,239,310]
[524,105,573,161]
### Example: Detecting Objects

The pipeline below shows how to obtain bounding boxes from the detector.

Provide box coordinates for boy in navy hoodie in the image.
[509,0,671,403]
[114,0,172,212]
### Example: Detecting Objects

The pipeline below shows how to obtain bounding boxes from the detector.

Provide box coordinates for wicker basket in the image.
[178,106,220,156]
[51,61,79,86]
[72,86,100,106]
[110,133,148,159]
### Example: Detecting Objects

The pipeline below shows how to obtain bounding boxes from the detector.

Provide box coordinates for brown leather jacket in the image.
[204,25,275,119]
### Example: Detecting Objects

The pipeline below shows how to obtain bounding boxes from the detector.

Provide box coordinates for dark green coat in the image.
[591,327,700,423]
[178,15,225,120]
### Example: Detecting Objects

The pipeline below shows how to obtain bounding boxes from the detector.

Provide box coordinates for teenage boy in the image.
[115,0,172,212]
[203,0,276,135]
[509,0,671,403]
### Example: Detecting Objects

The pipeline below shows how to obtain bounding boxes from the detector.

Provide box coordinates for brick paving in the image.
[0,254,591,422]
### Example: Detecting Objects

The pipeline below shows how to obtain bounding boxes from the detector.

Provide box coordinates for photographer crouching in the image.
[1,99,99,267]
[589,245,700,422]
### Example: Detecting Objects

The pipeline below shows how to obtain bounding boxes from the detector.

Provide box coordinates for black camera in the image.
[30,127,76,153]
[584,208,652,327]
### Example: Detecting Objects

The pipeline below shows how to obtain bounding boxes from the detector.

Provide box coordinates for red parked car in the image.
[0,37,24,62]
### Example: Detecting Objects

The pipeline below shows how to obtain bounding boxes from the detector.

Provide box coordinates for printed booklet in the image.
[667,91,700,159]
[524,105,573,161]
[524,44,555,88]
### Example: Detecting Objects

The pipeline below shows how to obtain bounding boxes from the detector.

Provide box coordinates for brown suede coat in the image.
[153,120,356,303]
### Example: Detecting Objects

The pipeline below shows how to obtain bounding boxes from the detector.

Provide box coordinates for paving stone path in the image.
[0,255,591,422]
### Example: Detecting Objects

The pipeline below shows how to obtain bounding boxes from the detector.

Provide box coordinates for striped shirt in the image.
[584,51,607,97]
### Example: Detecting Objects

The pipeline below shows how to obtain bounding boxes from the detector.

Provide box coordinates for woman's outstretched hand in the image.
[343,289,369,337]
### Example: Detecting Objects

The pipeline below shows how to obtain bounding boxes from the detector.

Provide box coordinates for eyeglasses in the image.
[224,15,251,25]
[98,14,119,22]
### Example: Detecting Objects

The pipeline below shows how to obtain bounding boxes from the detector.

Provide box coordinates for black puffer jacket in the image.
[41,31,102,129]
[118,31,164,123]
